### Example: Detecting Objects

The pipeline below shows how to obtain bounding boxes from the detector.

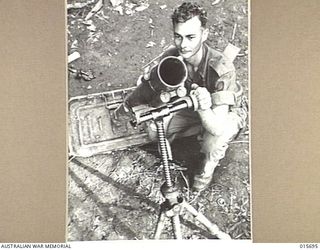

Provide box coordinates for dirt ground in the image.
[67,0,250,240]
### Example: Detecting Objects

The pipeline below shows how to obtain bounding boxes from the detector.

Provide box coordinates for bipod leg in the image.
[182,201,231,240]
[154,205,166,239]
[171,213,182,239]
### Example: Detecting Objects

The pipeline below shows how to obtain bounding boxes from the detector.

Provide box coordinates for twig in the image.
[188,191,201,204]
[179,170,190,199]
[231,23,237,41]
[95,13,109,23]
[68,155,76,163]
[212,0,222,6]
[228,220,242,232]
[235,232,244,239]
[85,0,103,21]
[180,170,189,189]
[129,170,155,178]
[237,53,247,57]
[147,179,155,197]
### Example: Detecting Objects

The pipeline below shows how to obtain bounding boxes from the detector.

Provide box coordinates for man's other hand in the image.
[190,83,212,110]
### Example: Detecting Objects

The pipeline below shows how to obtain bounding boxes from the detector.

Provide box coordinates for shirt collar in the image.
[197,43,209,79]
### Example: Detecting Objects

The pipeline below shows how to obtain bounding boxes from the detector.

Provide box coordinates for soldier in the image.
[116,2,247,191]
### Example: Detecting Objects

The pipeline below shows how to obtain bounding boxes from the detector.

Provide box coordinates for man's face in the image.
[173,16,208,60]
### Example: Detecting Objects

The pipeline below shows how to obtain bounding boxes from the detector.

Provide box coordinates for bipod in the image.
[153,118,231,240]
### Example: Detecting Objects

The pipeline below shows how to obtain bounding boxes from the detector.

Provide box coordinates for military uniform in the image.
[124,43,247,190]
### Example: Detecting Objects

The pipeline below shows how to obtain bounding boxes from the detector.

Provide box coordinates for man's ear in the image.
[202,28,209,42]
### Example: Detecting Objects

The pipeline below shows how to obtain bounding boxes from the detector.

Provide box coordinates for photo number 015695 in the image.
[67,0,250,240]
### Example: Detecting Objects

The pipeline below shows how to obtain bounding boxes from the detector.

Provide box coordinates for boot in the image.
[192,159,219,191]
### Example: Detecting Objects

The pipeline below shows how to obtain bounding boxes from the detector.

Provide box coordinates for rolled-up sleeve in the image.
[211,90,237,106]
[209,61,243,107]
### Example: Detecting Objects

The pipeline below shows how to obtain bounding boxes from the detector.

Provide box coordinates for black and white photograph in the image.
[67,0,250,240]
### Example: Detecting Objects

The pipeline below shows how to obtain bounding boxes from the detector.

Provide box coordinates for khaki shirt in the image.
[161,43,243,108]
[125,43,247,125]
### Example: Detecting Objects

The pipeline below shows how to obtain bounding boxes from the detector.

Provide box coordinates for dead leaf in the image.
[67,1,94,10]
[110,0,123,7]
[125,8,134,15]
[146,41,156,48]
[135,4,149,12]
[71,40,79,49]
[114,5,124,15]
[68,52,81,64]
[212,0,222,6]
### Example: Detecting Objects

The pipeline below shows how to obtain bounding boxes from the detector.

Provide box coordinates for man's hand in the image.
[113,103,134,122]
[190,84,212,111]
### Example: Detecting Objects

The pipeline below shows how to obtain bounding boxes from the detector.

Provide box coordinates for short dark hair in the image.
[171,2,208,27]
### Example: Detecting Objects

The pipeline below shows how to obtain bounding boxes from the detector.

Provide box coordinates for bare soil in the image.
[67,0,250,240]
